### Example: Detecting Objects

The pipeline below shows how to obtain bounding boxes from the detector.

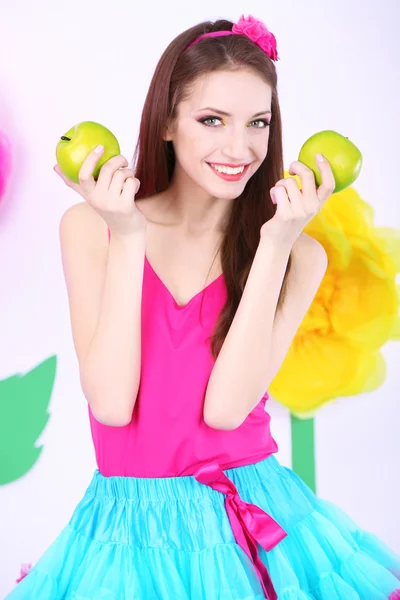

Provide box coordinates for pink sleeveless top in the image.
[88,231,279,478]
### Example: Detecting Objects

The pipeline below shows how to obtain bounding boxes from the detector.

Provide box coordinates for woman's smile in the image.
[206,161,252,181]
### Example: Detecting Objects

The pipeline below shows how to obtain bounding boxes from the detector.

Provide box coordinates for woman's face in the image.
[165,69,272,201]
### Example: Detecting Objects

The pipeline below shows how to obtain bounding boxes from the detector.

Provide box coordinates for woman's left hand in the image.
[260,154,336,245]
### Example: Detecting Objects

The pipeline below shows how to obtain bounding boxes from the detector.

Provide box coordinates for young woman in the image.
[8,14,400,600]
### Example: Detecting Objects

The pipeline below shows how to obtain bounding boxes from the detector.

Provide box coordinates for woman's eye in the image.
[200,117,223,127]
[250,119,270,128]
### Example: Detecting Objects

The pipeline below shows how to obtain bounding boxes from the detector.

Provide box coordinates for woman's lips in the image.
[207,162,251,182]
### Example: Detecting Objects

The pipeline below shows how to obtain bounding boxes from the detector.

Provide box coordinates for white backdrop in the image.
[0,0,399,596]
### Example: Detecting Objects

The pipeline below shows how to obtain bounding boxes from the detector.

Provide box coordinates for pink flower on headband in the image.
[16,563,32,583]
[232,15,279,61]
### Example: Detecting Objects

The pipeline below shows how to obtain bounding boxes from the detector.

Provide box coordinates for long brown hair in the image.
[133,18,292,359]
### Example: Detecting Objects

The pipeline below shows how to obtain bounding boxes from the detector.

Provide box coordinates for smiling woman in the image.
[9,12,400,600]
[161,69,273,206]
[197,107,271,180]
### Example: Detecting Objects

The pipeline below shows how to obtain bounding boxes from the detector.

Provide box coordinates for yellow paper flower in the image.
[269,179,400,417]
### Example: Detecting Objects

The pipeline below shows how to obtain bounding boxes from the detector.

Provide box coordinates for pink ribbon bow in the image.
[194,462,287,600]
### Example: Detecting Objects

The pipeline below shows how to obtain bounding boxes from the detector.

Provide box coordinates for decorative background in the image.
[0,0,398,595]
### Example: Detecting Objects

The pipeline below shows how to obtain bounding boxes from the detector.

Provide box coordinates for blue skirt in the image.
[6,455,400,599]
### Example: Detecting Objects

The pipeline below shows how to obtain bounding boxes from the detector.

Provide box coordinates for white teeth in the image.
[210,163,245,175]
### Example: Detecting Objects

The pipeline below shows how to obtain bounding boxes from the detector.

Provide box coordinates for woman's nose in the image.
[223,129,248,162]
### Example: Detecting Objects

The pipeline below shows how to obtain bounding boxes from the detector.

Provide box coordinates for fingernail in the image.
[94,145,104,154]
[316,153,325,162]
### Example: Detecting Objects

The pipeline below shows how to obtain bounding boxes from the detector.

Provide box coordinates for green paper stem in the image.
[291,414,316,493]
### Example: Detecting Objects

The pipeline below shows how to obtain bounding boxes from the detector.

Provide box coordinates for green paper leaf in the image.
[0,356,57,485]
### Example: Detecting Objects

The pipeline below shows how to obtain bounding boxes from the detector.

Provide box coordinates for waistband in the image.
[87,454,282,501]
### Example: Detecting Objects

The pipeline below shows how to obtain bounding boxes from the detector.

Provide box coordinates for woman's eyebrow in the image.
[196,107,272,117]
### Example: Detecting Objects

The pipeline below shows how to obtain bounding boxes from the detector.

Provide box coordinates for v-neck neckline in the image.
[145,255,224,309]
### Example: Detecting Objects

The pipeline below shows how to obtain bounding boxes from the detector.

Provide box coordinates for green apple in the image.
[298,130,362,193]
[56,121,120,184]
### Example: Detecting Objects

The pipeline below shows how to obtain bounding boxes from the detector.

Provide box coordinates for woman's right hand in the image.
[54,146,147,236]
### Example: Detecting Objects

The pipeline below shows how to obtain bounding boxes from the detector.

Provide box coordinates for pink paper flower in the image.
[16,563,32,583]
[232,15,279,61]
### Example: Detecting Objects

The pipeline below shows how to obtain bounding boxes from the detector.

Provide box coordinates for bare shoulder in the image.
[292,231,327,255]
[284,232,328,300]
[274,233,328,328]
[59,201,109,252]
[291,232,328,272]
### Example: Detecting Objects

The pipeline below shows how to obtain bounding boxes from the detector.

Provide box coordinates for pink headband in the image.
[185,14,279,62]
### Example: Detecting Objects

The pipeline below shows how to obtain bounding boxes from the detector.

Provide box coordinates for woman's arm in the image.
[203,232,328,430]
[59,202,146,426]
